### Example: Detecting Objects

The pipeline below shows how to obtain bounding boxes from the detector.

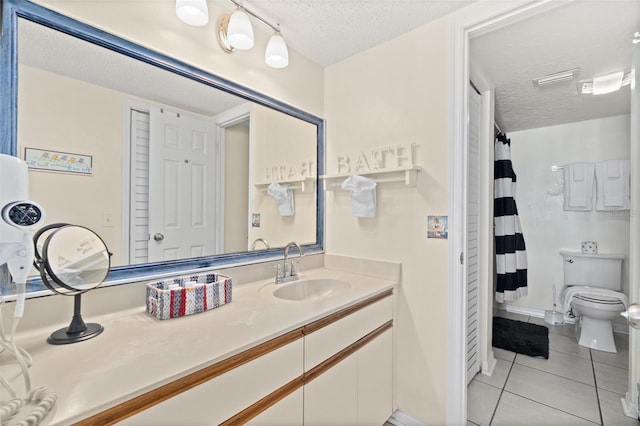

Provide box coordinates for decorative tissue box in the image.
[581,241,598,254]
[146,273,232,320]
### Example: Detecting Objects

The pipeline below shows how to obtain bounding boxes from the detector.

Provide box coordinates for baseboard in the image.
[504,305,628,333]
[504,305,544,319]
[481,351,497,377]
[621,395,638,419]
[386,410,427,426]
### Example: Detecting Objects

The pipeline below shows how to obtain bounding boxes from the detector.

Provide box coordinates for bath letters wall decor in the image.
[265,159,316,182]
[335,143,415,174]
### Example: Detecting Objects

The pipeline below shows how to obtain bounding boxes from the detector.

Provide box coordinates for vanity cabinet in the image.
[303,294,393,426]
[77,289,393,426]
[120,339,303,425]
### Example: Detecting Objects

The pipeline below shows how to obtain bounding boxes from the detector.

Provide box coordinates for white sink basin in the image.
[270,278,350,301]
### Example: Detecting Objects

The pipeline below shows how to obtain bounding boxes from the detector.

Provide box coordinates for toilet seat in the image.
[573,293,624,305]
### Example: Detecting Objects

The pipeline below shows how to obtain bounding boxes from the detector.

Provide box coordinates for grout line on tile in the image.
[512,354,597,388]
[590,349,604,426]
[499,390,601,426]
[488,351,516,425]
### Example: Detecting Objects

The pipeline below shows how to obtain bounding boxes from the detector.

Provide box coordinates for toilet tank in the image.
[560,250,624,290]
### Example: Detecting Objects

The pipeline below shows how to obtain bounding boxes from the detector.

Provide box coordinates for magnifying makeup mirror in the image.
[33,223,111,344]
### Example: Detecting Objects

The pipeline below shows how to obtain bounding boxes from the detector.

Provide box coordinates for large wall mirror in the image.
[1,0,325,290]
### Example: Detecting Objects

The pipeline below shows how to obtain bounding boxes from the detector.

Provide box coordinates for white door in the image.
[148,107,219,262]
[626,38,640,415]
[466,83,482,384]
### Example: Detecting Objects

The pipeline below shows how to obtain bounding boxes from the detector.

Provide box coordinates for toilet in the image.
[560,250,627,353]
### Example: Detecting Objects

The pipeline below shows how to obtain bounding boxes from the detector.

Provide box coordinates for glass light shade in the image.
[265,33,289,68]
[227,9,254,50]
[592,71,624,95]
[176,0,209,26]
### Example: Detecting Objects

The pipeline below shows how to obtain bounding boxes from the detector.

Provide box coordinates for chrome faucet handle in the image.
[290,260,300,277]
[275,263,284,282]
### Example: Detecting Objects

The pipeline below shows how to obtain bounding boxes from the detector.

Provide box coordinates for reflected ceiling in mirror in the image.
[1,1,324,289]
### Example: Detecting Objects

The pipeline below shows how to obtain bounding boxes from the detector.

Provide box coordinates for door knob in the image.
[153,233,165,242]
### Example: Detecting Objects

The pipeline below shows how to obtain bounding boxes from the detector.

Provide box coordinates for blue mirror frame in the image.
[0,0,325,290]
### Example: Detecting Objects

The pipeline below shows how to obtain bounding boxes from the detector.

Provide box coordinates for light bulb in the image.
[227,9,254,50]
[176,0,209,26]
[265,32,289,68]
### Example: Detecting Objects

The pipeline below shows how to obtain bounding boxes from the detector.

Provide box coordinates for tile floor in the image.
[467,311,637,426]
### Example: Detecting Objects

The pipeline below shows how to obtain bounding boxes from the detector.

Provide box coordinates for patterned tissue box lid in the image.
[146,273,232,320]
[581,241,598,254]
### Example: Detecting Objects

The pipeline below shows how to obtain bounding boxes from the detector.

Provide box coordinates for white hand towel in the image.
[267,182,295,216]
[341,175,377,218]
[595,160,629,210]
[562,162,594,211]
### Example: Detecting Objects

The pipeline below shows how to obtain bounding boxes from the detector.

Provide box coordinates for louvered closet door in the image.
[466,84,482,384]
[129,109,151,264]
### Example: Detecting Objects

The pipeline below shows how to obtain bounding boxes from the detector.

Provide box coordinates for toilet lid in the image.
[574,293,624,305]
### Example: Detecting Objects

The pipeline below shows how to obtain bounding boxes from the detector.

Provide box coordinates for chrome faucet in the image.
[250,238,270,250]
[275,241,304,284]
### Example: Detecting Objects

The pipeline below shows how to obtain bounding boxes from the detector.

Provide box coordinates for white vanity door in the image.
[357,328,393,425]
[304,353,358,426]
[148,107,220,261]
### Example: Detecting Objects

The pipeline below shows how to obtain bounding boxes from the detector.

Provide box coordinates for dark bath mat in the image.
[492,317,549,359]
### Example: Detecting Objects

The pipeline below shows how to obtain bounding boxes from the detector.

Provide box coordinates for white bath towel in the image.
[561,285,628,317]
[595,160,630,211]
[267,182,295,216]
[563,162,595,211]
[341,175,377,218]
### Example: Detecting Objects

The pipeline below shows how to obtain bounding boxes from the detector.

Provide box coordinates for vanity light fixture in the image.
[265,29,289,68]
[176,0,209,27]
[217,0,289,68]
[580,71,631,95]
[227,7,254,50]
[176,0,289,68]
[532,68,579,87]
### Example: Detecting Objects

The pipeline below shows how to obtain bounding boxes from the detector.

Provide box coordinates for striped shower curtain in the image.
[494,132,527,303]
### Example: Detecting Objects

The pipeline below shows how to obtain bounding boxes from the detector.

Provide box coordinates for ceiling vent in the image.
[532,68,580,88]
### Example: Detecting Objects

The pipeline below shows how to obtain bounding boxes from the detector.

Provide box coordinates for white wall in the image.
[507,115,631,313]
[249,104,317,248]
[325,18,451,425]
[224,124,250,253]
[18,65,125,265]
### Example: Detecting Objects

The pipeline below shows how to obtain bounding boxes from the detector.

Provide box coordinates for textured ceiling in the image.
[238,0,477,66]
[471,0,639,133]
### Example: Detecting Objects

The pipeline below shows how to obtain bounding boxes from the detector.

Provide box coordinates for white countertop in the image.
[4,266,397,425]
